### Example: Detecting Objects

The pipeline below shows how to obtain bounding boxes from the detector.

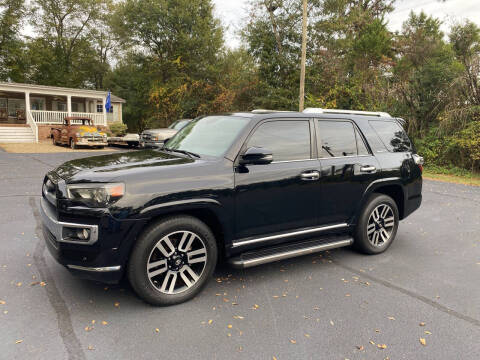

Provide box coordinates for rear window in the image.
[369,120,412,152]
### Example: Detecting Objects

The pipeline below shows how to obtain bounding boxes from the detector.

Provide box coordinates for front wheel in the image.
[127,215,217,306]
[354,194,399,254]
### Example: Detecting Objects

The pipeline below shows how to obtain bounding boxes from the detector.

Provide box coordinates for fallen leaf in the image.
[330,320,334,326]
[114,302,120,307]
[155,328,159,333]
[84,326,92,332]
[16,282,22,287]
[30,281,40,286]
[424,330,432,335]
[419,338,426,346]
[375,329,380,333]
[419,322,426,326]
[290,339,296,344]
[40,282,46,287]
[369,340,375,345]
[101,321,108,325]
[387,316,395,320]
[227,324,233,329]
[273,357,277,360]
[0,300,5,305]
[208,319,213,324]
[227,333,231,337]
[233,315,244,320]
[345,293,351,297]
[91,320,96,325]
[304,333,310,338]
[87,345,95,350]
[356,345,364,351]
[377,344,387,349]
[15,340,23,344]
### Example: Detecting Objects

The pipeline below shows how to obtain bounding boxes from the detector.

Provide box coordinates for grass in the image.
[423,165,480,187]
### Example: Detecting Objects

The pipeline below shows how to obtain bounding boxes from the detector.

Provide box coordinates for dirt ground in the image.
[0,141,120,153]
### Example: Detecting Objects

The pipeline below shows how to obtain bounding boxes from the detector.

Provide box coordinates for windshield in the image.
[165,116,250,157]
[169,120,190,130]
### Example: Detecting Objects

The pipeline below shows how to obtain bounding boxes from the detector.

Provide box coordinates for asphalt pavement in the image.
[0,150,479,360]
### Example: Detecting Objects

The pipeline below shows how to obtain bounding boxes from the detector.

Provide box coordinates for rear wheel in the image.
[354,194,399,254]
[127,215,217,306]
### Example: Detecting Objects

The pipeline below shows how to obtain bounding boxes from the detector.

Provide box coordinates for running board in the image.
[228,235,353,269]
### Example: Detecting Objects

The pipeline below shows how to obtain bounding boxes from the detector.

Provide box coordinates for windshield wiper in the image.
[163,147,200,159]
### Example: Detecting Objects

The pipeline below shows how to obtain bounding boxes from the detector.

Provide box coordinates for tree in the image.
[0,0,27,81]
[393,12,463,135]
[27,0,107,87]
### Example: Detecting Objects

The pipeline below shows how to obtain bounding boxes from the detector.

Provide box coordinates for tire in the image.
[70,139,76,150]
[354,193,399,254]
[127,215,218,306]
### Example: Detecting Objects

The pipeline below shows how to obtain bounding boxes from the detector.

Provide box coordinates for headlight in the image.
[66,183,125,207]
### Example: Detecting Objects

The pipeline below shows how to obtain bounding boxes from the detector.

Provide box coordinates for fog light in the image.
[77,228,90,240]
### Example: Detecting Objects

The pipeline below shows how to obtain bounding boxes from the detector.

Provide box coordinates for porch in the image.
[0,82,116,142]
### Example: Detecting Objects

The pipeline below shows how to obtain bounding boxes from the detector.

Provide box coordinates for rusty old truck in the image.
[51,117,108,149]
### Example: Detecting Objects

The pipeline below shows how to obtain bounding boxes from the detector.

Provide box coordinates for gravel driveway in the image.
[0,150,479,360]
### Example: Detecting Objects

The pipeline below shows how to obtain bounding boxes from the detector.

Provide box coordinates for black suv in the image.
[40,109,423,305]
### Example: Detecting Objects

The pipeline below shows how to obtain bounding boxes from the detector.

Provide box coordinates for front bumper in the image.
[140,140,164,148]
[76,140,108,147]
[40,197,142,283]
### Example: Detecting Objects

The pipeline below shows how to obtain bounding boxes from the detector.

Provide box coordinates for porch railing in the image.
[30,110,106,126]
[26,110,38,143]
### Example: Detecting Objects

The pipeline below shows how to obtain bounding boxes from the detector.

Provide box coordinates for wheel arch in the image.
[354,178,406,223]
[137,200,232,259]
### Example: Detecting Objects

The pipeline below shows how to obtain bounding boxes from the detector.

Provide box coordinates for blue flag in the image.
[105,91,111,112]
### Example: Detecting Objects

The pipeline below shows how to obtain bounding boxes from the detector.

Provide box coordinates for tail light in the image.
[412,154,424,173]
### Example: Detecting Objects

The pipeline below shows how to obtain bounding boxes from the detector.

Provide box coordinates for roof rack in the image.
[251,109,292,114]
[302,108,391,118]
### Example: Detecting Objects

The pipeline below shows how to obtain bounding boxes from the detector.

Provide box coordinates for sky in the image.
[213,0,480,48]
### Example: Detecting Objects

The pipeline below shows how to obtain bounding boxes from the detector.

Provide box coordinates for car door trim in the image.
[231,223,348,248]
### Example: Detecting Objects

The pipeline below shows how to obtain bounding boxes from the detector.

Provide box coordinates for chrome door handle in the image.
[360,165,376,173]
[300,170,320,181]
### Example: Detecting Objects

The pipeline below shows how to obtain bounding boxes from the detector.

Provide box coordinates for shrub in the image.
[109,122,128,136]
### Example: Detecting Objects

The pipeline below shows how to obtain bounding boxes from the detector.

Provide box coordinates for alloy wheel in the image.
[366,204,395,247]
[146,231,207,294]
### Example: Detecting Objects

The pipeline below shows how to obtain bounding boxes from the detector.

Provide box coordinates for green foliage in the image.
[109,122,128,136]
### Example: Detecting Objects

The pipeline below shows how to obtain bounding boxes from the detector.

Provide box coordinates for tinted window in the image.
[166,116,250,157]
[369,121,411,152]
[317,121,357,157]
[355,129,370,155]
[247,120,311,161]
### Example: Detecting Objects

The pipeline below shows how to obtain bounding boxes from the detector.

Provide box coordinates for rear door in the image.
[234,118,320,241]
[315,119,379,224]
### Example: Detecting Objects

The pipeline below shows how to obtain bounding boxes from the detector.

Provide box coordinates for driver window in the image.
[246,120,311,162]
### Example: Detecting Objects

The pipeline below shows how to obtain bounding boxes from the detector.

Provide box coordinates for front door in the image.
[315,119,380,224]
[234,119,320,241]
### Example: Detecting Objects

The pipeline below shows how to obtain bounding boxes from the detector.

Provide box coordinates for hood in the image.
[53,149,195,183]
[142,128,177,140]
[76,125,106,137]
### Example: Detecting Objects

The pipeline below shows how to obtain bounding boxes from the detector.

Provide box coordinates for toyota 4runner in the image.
[40,108,423,306]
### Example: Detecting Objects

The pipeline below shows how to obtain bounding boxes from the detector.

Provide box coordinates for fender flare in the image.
[352,177,405,224]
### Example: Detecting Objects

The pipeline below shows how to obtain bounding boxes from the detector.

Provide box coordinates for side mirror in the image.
[239,147,273,165]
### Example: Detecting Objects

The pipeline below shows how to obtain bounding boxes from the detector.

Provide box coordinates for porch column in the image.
[67,95,72,116]
[25,91,31,113]
[102,96,107,125]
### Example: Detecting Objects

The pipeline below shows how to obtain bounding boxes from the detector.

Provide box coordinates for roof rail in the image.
[302,108,391,118]
[251,109,292,114]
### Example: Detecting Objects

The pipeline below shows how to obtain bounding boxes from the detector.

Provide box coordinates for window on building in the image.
[246,120,311,162]
[97,104,103,113]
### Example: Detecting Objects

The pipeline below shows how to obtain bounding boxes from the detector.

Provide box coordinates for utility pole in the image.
[299,0,307,112]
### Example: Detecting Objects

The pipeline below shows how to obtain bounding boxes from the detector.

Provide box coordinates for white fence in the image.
[30,110,106,126]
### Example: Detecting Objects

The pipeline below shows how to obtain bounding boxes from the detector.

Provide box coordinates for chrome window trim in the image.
[232,223,348,248]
